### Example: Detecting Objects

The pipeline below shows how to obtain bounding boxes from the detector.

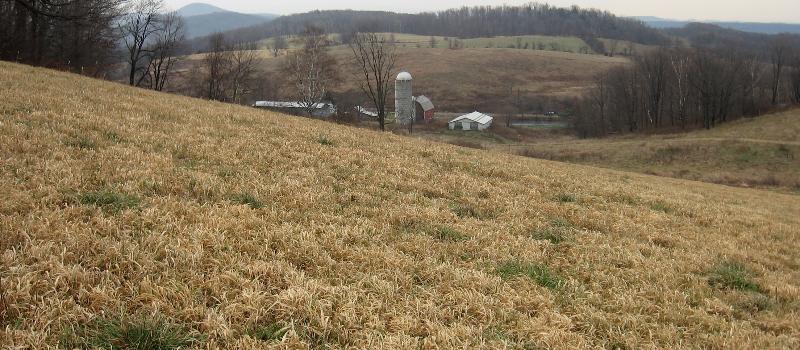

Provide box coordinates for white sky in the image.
[164,1,800,23]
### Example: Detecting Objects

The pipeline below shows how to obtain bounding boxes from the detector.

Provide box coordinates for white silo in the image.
[395,71,413,125]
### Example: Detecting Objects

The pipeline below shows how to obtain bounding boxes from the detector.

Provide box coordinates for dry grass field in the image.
[2,62,800,349]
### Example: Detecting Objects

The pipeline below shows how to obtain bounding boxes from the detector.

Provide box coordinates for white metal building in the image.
[448,111,493,131]
[253,101,336,118]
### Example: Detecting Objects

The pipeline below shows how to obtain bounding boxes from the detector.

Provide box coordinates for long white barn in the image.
[448,111,493,131]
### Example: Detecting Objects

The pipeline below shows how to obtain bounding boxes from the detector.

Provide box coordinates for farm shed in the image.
[355,106,379,118]
[414,95,435,122]
[253,101,336,118]
[448,111,493,131]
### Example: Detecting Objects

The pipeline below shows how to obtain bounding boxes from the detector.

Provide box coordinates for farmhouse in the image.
[253,101,336,118]
[414,95,435,122]
[448,111,493,131]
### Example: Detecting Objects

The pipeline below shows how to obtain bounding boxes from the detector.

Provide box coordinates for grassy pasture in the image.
[505,109,800,193]
[1,62,799,349]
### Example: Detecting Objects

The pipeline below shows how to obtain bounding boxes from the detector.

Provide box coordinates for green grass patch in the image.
[496,261,564,289]
[249,323,288,342]
[105,131,122,143]
[317,137,335,146]
[529,228,566,244]
[65,136,96,150]
[61,316,200,350]
[229,192,265,209]
[449,202,491,219]
[554,193,577,203]
[649,201,674,214]
[708,261,761,292]
[80,190,140,213]
[432,226,469,242]
[550,218,573,228]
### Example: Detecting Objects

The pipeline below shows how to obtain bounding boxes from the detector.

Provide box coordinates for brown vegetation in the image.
[2,62,800,349]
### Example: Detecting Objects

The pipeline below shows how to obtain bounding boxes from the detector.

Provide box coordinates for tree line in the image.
[0,0,123,76]
[185,4,668,53]
[572,38,800,137]
[1,0,187,89]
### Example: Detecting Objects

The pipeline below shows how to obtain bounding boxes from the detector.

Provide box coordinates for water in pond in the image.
[510,120,568,128]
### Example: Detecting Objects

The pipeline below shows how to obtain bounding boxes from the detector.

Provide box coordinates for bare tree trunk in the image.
[349,32,397,131]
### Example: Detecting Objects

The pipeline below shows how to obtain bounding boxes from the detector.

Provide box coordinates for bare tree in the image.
[669,48,691,128]
[270,36,288,57]
[119,0,164,86]
[770,35,792,105]
[589,72,608,134]
[228,42,262,104]
[283,25,339,117]
[203,33,232,101]
[348,32,397,131]
[144,10,185,91]
[792,56,800,103]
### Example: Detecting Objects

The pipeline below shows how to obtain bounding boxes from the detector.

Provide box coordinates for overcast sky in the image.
[164,0,800,23]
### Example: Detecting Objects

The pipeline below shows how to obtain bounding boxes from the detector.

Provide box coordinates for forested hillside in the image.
[186,5,669,52]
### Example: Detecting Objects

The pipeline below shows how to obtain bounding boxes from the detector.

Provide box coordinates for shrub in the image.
[708,261,761,292]
[229,193,264,209]
[62,316,199,350]
[80,190,140,213]
[497,261,564,289]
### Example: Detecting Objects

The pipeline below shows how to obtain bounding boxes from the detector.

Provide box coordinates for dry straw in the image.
[1,61,799,349]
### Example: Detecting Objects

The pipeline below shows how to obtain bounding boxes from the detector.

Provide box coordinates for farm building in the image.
[448,111,493,131]
[355,106,379,118]
[414,95,435,122]
[253,101,336,118]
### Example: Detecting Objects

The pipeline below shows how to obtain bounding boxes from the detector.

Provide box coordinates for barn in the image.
[253,101,336,118]
[414,95,435,122]
[448,111,493,131]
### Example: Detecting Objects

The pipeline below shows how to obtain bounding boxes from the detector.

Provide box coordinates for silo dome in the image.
[396,71,413,81]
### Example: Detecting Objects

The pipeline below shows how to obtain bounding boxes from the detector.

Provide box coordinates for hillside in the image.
[184,6,668,52]
[636,16,800,35]
[178,46,629,111]
[1,62,799,348]
[505,109,800,192]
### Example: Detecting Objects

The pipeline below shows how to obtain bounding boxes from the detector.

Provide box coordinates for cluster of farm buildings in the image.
[253,71,494,131]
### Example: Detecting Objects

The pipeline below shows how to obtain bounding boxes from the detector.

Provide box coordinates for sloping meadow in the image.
[1,62,799,348]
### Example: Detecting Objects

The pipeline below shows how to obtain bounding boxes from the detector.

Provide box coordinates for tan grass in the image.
[1,62,799,349]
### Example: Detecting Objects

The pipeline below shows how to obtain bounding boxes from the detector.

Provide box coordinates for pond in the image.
[510,120,568,128]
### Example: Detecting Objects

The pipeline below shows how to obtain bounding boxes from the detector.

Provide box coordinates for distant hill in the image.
[176,3,228,17]
[636,16,800,34]
[182,12,277,38]
[176,3,277,39]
